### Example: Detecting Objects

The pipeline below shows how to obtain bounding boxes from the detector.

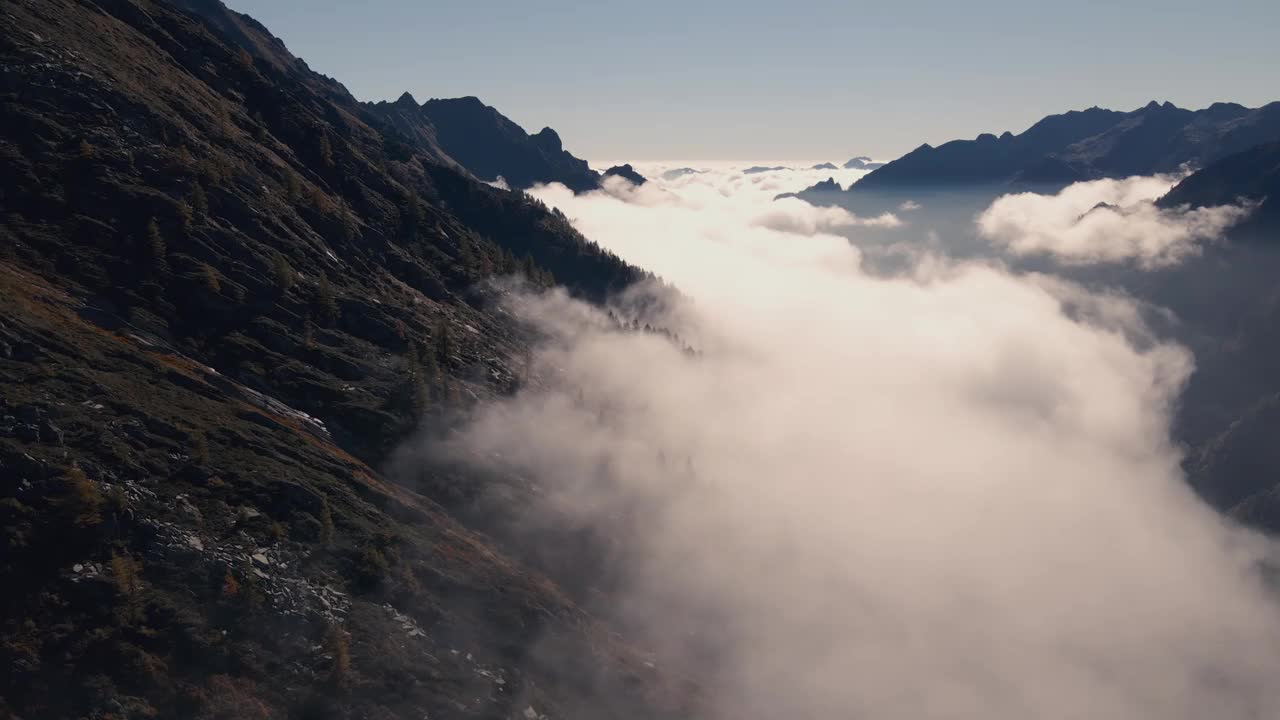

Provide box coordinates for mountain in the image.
[661,167,703,180]
[847,102,1280,191]
[743,165,789,174]
[1158,140,1280,229]
[843,156,885,170]
[811,162,838,170]
[775,177,842,199]
[366,95,602,192]
[603,163,648,185]
[0,1,685,718]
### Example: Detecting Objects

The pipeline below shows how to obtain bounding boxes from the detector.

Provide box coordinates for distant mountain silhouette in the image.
[661,167,703,181]
[366,95,601,192]
[811,162,838,170]
[602,163,648,185]
[844,156,886,170]
[847,101,1280,191]
[1158,140,1280,229]
[774,177,843,201]
[744,165,789,174]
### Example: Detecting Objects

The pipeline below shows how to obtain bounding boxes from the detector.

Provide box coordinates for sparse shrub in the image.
[107,485,129,517]
[354,542,389,590]
[118,642,168,687]
[64,465,103,527]
[200,264,221,293]
[215,107,237,139]
[268,521,287,542]
[307,184,332,213]
[285,171,302,204]
[177,200,194,232]
[200,675,273,720]
[111,552,144,624]
[341,205,359,242]
[111,552,142,598]
[324,624,351,687]
[221,569,240,599]
[192,430,210,464]
[174,145,196,169]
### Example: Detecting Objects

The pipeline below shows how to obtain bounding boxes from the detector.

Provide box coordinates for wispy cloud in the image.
[977,175,1253,268]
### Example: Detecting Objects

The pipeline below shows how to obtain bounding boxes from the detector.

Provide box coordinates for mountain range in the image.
[794,101,1280,197]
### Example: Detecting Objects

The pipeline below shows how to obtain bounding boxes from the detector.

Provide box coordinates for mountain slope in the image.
[846,101,1280,191]
[0,0,679,717]
[1158,140,1280,228]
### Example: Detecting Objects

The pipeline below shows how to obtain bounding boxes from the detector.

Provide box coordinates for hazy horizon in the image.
[227,0,1280,161]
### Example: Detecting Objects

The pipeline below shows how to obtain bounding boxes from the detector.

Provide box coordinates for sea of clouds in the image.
[448,163,1275,719]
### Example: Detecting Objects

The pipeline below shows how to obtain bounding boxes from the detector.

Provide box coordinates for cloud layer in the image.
[448,168,1280,719]
[977,175,1253,268]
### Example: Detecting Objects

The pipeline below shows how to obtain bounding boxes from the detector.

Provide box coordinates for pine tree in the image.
[318,134,334,167]
[319,497,335,544]
[189,183,209,218]
[271,252,295,293]
[341,203,359,242]
[177,200,194,233]
[146,219,167,265]
[400,190,423,240]
[315,274,338,323]
[434,319,452,368]
[285,171,302,204]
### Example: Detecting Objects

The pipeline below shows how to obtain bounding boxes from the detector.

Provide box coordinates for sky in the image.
[225,0,1280,161]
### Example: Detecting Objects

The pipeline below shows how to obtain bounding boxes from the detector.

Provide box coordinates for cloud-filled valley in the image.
[443,165,1280,719]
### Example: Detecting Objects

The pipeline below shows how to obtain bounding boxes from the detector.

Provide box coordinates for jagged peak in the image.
[394,91,418,107]
[532,126,563,152]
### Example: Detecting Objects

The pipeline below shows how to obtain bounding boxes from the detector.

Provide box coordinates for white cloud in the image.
[900,199,922,211]
[441,166,1280,720]
[977,175,1253,268]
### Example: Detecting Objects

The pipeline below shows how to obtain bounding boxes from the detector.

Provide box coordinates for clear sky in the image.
[227,0,1279,162]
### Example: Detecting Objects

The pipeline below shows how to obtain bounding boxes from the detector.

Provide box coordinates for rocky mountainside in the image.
[0,0,686,717]
[1153,142,1280,529]
[1158,140,1280,230]
[827,102,1280,192]
[366,95,603,193]
[602,164,647,186]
